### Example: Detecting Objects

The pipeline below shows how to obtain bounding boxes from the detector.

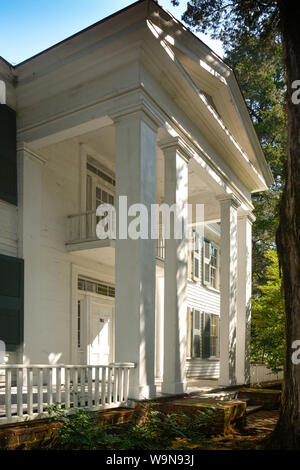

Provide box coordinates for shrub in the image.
[48,402,216,450]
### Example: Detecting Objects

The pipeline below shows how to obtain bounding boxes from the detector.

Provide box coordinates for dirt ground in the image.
[209,410,279,450]
[173,410,279,450]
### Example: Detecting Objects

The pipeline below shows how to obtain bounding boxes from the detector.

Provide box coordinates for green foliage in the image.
[251,250,285,373]
[224,36,286,292]
[49,402,217,450]
[174,0,280,47]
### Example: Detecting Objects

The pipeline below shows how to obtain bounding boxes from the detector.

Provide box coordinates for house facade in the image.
[0,0,272,400]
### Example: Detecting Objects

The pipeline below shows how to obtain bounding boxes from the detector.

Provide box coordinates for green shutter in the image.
[202,313,211,358]
[0,254,24,351]
[0,104,17,205]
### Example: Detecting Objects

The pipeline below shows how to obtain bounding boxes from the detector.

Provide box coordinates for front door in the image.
[88,299,113,365]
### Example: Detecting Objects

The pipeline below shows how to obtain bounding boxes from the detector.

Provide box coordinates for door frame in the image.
[70,263,115,364]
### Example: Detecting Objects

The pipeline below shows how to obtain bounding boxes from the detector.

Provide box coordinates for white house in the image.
[0,0,272,401]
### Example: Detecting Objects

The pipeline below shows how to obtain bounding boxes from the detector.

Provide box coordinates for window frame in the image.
[190,309,220,360]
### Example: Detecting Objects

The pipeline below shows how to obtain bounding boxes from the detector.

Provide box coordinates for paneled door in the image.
[87,299,113,365]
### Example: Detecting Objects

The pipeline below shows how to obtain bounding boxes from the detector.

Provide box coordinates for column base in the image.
[218,376,237,387]
[161,382,186,395]
[235,375,247,386]
[128,384,157,400]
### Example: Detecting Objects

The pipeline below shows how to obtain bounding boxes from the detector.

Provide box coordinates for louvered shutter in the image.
[0,104,17,205]
[202,313,211,358]
[192,309,201,358]
[0,255,24,351]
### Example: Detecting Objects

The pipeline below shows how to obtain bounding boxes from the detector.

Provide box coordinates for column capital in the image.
[238,209,256,224]
[158,136,194,163]
[110,95,164,133]
[17,143,46,165]
[216,193,241,209]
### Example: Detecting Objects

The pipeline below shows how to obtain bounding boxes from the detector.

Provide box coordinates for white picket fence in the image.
[250,362,283,385]
[0,362,135,425]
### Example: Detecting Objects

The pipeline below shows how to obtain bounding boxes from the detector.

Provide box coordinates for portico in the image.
[0,0,272,409]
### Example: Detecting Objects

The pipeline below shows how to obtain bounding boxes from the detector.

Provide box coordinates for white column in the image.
[155,274,164,380]
[18,145,45,363]
[160,137,189,395]
[114,110,159,400]
[218,195,240,386]
[236,211,254,385]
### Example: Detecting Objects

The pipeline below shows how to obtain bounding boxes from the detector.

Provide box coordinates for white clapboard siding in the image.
[187,281,220,315]
[186,358,220,379]
[0,202,18,257]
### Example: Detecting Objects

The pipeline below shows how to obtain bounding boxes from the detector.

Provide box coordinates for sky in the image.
[0,0,223,65]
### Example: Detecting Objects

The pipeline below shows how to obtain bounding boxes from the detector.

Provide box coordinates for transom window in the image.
[78,277,115,298]
[87,162,115,186]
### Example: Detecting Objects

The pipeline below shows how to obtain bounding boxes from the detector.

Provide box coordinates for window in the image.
[86,158,115,237]
[191,309,219,359]
[78,277,115,298]
[86,161,115,211]
[203,239,219,289]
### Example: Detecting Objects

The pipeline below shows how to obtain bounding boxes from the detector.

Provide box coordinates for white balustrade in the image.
[66,211,166,260]
[0,362,135,425]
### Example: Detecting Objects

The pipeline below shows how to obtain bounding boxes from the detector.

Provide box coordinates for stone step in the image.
[245,404,263,415]
[238,388,281,410]
[237,397,250,404]
[200,391,239,401]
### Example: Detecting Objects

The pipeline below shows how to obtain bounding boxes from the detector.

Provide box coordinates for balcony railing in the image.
[67,210,99,244]
[66,211,166,259]
[0,362,135,425]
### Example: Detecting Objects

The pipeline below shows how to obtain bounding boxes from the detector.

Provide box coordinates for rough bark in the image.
[268,0,300,449]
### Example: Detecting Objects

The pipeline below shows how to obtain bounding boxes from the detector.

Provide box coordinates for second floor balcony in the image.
[66,211,165,261]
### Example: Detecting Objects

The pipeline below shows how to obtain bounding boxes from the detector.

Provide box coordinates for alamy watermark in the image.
[95,196,204,246]
[291,80,300,104]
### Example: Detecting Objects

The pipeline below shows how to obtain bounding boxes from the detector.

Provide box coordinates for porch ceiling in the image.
[56,125,220,221]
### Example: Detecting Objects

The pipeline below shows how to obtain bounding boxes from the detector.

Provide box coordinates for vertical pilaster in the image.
[18,145,45,363]
[114,110,159,399]
[218,195,240,386]
[236,211,254,384]
[159,137,190,395]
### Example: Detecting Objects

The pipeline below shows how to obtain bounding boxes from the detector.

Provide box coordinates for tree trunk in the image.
[268,0,300,449]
